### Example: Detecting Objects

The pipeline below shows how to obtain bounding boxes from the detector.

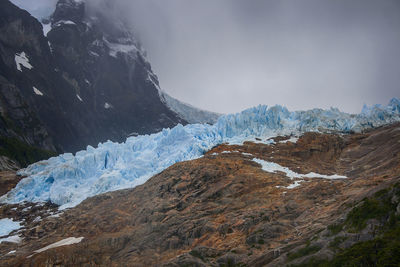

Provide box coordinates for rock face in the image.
[0,123,399,266]
[0,0,56,152]
[0,0,199,159]
[0,171,21,196]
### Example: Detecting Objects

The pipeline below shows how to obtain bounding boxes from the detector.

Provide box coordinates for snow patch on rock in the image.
[253,158,347,180]
[104,102,113,109]
[53,20,76,27]
[285,180,304,189]
[0,218,22,237]
[0,235,22,244]
[42,23,51,36]
[33,87,44,96]
[28,237,84,257]
[15,52,33,72]
[279,136,299,144]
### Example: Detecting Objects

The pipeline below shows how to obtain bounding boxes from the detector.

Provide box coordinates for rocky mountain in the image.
[0,0,218,169]
[0,122,399,266]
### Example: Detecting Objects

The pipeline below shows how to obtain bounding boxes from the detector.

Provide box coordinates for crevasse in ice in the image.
[1,98,399,209]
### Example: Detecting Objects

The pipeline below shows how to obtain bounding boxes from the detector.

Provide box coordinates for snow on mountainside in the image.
[159,91,221,124]
[1,98,400,209]
[147,69,221,124]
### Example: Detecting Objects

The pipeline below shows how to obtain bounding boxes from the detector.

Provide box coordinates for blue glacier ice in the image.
[1,98,399,209]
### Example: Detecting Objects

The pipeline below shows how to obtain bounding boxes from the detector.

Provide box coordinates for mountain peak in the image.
[52,0,85,24]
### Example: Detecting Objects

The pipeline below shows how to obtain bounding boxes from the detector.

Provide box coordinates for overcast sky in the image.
[115,0,400,114]
[12,0,400,114]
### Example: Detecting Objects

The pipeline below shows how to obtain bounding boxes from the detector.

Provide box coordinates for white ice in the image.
[285,180,304,189]
[279,136,299,144]
[42,23,51,36]
[33,87,44,96]
[15,52,33,72]
[33,237,84,254]
[53,20,76,27]
[253,158,347,180]
[0,235,22,244]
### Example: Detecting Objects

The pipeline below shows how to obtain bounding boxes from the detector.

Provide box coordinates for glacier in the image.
[1,98,400,209]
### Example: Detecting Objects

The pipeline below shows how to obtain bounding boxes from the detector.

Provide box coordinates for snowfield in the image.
[253,158,347,180]
[1,98,399,209]
[253,158,347,190]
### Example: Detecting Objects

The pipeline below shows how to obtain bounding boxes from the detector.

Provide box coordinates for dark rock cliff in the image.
[0,0,186,168]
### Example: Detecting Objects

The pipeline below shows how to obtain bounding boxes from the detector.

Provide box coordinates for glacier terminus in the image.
[1,98,400,209]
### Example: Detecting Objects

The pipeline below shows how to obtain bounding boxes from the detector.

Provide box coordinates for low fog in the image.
[15,0,400,114]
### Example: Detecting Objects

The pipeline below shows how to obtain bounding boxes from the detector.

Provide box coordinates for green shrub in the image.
[330,234,400,267]
[288,257,330,267]
[293,184,400,266]
[287,245,321,261]
[345,197,394,232]
[328,236,348,249]
[0,136,57,167]
[189,250,205,262]
[327,224,343,236]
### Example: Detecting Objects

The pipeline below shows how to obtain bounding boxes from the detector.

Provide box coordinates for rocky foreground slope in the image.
[0,122,399,266]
